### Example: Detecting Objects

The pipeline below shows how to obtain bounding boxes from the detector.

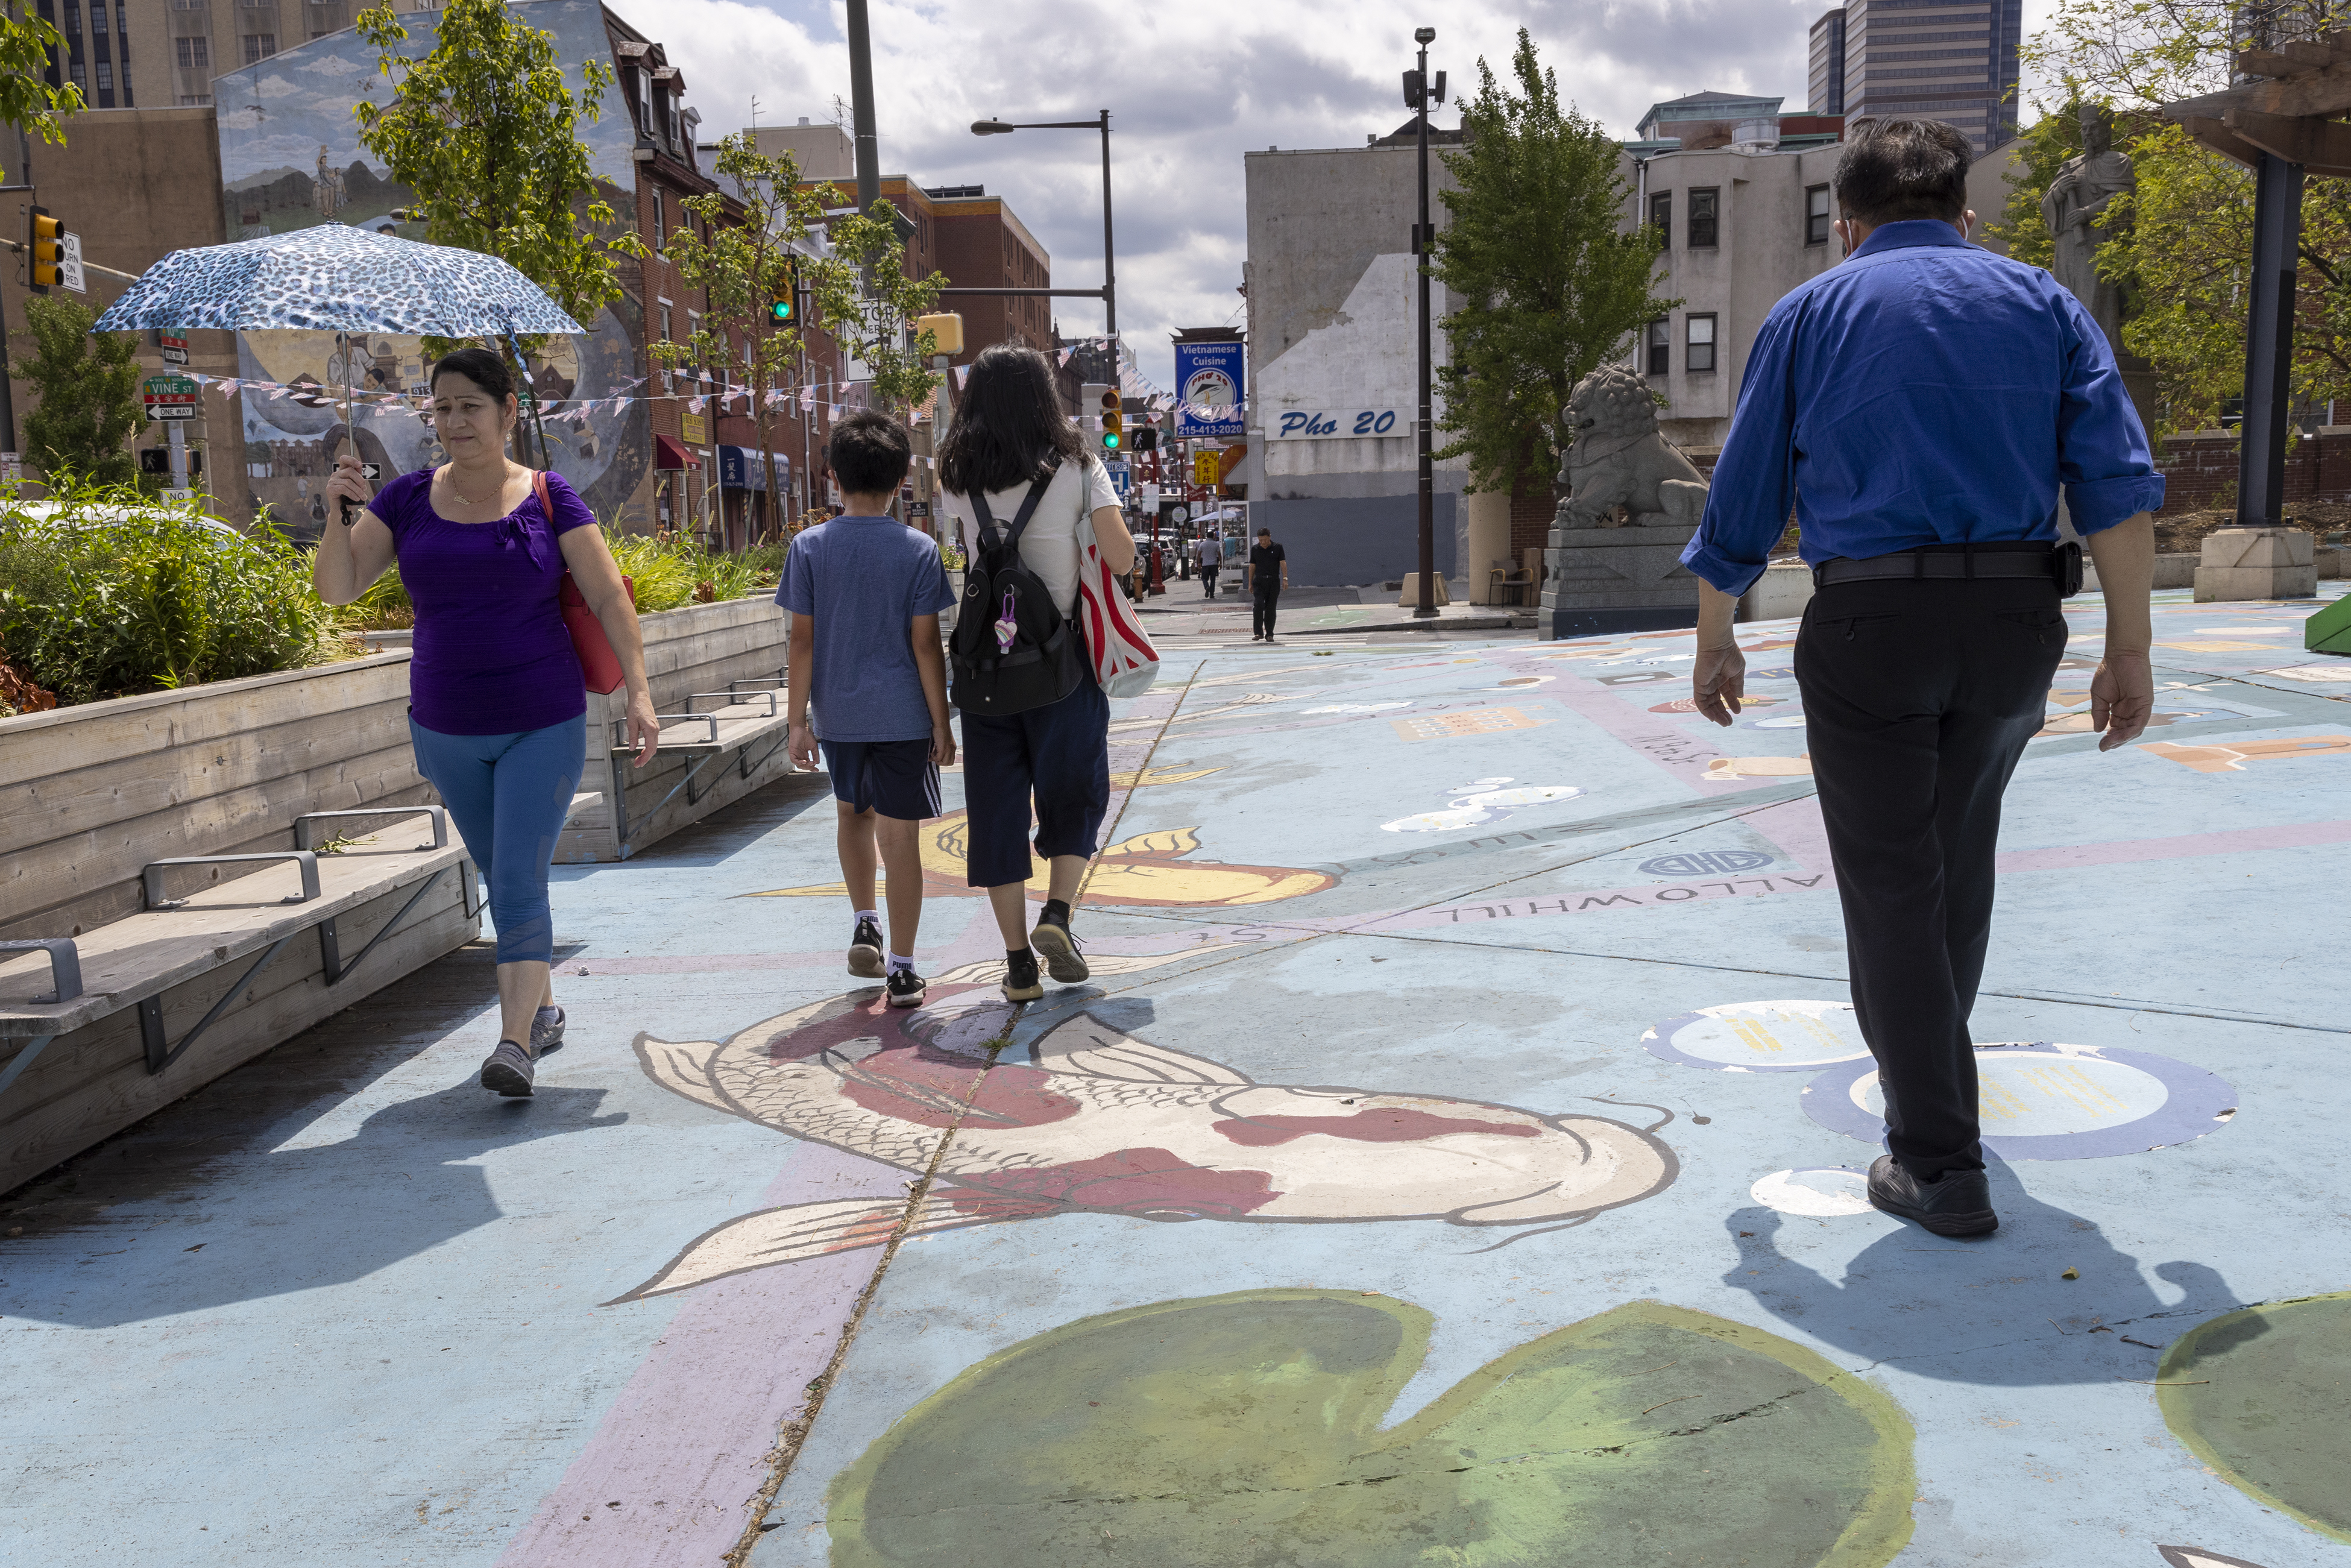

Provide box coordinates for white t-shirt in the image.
[940,456,1122,617]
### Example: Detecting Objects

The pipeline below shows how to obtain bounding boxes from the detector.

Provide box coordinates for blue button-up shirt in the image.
[1681,219,2165,597]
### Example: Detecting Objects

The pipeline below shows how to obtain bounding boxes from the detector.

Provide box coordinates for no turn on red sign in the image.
[143,374,198,421]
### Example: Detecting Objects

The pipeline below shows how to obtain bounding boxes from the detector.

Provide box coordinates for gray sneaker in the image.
[479,1041,535,1097]
[530,1006,565,1055]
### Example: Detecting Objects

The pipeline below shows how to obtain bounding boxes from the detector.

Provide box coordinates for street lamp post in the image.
[966,113,1116,333]
[1406,28,1446,620]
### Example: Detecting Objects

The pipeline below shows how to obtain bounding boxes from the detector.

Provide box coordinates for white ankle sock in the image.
[888,952,915,974]
[855,909,880,927]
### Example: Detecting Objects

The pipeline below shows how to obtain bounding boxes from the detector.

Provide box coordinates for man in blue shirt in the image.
[1681,118,2164,1239]
[781,412,959,1008]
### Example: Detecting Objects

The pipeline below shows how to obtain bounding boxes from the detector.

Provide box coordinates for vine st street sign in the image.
[143,375,199,421]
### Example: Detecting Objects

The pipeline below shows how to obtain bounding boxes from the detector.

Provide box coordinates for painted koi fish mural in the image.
[617,989,1677,1300]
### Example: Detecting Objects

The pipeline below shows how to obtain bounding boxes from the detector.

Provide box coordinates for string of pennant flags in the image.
[179,335,1229,427]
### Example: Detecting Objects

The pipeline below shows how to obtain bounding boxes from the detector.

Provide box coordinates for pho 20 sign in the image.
[1271,409,1405,439]
[1173,340,1244,439]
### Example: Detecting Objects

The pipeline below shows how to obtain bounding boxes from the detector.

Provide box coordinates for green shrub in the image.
[332,526,782,631]
[0,480,338,705]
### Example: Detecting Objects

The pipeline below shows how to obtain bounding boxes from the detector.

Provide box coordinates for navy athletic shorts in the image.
[819,737,942,822]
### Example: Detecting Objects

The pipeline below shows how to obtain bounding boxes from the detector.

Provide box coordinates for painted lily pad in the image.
[826,1290,1915,1567]
[2159,1291,2351,1543]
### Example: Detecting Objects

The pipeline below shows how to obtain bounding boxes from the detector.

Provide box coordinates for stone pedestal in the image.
[1543,522,1702,638]
[2195,526,2315,602]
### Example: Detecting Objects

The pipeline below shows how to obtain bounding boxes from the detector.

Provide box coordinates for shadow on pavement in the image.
[1719,1156,2252,1384]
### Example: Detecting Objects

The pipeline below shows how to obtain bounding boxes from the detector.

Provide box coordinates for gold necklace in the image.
[442,462,512,507]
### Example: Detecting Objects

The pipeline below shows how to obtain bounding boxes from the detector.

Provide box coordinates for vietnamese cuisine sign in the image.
[1173,341,1244,439]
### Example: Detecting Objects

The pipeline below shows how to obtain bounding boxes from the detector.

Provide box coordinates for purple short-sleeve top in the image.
[374,466,597,736]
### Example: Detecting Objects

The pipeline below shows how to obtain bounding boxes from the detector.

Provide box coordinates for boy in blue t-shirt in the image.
[779,412,958,1007]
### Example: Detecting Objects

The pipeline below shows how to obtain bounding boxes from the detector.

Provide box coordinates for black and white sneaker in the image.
[884,968,927,1009]
[1001,949,1043,1003]
[848,917,886,978]
[1030,908,1090,984]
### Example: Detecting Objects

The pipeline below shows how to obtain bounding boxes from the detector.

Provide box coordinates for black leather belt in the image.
[1813,543,2069,589]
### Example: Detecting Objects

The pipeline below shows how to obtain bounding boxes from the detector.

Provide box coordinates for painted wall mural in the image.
[823,1291,1918,1567]
[617,993,1676,1300]
[212,0,653,535]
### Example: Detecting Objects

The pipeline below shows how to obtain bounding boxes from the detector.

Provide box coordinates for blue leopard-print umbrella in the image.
[91,224,587,337]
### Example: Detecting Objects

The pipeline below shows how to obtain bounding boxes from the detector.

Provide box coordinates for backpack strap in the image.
[531,467,552,521]
[968,454,1063,555]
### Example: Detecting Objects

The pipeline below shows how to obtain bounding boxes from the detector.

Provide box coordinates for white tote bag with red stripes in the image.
[1074,515,1160,698]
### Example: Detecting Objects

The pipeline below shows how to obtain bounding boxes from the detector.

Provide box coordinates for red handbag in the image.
[537,470,633,695]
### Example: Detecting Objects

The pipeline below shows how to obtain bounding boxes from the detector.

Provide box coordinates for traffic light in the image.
[1100,387,1123,452]
[768,260,800,324]
[27,207,60,294]
[1131,420,1158,453]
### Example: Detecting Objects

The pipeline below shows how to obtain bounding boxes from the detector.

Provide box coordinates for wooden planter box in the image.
[0,652,477,1195]
[558,596,798,863]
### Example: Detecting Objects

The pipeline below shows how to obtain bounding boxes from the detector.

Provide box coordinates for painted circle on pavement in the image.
[1800,1042,2237,1160]
[1644,1000,1871,1073]
[1751,1167,1872,1217]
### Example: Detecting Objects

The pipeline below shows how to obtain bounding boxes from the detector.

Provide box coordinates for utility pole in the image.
[845,0,881,218]
[1409,28,1443,620]
[1098,110,1117,336]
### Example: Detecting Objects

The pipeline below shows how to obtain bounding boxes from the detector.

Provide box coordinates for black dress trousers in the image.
[1794,573,2066,1180]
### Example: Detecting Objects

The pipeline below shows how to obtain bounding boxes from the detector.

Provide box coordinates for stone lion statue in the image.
[1555,364,1708,531]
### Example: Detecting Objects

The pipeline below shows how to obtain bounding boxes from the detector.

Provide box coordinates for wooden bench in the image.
[0,654,480,1195]
[559,599,801,863]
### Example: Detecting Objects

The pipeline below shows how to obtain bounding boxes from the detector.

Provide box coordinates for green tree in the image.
[1427,28,1675,497]
[0,8,85,157]
[803,196,948,416]
[353,0,635,459]
[2017,0,2351,433]
[16,295,142,487]
[647,134,833,526]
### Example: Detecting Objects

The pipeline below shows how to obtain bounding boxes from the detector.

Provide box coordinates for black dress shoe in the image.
[1867,1154,1997,1237]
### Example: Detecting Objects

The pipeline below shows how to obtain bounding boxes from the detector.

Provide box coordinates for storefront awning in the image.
[654,433,695,470]
[719,444,785,493]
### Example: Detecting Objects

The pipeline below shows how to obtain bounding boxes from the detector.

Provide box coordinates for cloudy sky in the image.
[652,0,2060,393]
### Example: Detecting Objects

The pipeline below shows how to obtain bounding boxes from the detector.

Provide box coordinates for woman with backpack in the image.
[938,344,1136,1001]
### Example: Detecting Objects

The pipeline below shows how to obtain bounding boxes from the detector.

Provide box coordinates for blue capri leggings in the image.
[408,713,587,965]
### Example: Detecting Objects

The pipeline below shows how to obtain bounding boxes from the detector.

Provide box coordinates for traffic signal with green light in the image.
[1099,387,1123,451]
[27,207,60,294]
[769,260,800,324]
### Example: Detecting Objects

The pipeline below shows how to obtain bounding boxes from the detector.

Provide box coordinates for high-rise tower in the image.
[1840,0,2022,153]
[1810,9,1848,116]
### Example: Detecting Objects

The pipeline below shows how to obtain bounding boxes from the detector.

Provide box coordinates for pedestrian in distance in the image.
[780,411,959,1009]
[937,343,1137,1003]
[315,345,660,1098]
[1245,526,1289,641]
[1682,118,2162,1239]
[1195,529,1223,598]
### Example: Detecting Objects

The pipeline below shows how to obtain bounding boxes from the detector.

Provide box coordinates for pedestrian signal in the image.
[1100,387,1123,451]
[27,207,60,294]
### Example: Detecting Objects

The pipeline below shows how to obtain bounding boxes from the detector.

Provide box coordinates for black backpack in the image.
[949,459,1087,717]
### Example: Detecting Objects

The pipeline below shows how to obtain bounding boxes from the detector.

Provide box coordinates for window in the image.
[242,33,275,61]
[68,62,86,90]
[91,2,107,32]
[1686,313,1717,374]
[1646,320,1670,378]
[179,93,211,105]
[172,0,208,8]
[1688,188,1719,248]
[1805,184,1831,245]
[64,3,80,36]
[177,35,209,68]
[1647,189,1671,249]
[95,61,110,90]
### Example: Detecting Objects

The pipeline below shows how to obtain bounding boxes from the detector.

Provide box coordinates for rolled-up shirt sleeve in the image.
[2054,292,2165,534]
[1681,304,1801,598]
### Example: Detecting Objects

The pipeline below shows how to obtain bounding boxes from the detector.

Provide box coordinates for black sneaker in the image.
[848,917,885,978]
[1001,948,1043,1003]
[1866,1154,1997,1238]
[1030,907,1090,984]
[884,968,927,1009]
[479,1041,534,1098]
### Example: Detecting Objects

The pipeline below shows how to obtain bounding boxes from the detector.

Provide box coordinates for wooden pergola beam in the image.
[2223,105,2351,177]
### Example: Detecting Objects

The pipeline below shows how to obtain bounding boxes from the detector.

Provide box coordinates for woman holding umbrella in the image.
[313,347,659,1098]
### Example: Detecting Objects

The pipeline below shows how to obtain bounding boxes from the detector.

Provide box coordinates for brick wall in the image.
[2153,430,2351,513]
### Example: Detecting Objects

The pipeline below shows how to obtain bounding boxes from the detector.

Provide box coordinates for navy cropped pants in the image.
[960,679,1110,889]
